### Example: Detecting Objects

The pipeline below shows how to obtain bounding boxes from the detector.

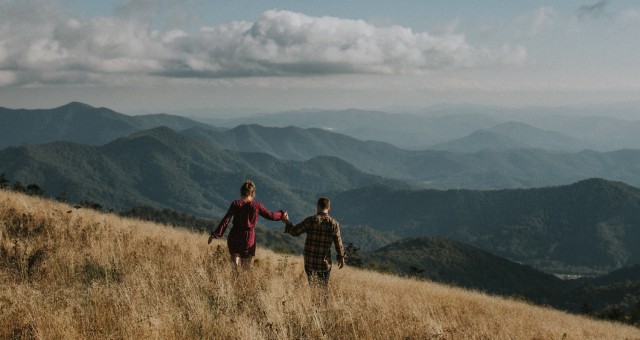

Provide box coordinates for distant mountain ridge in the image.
[432,121,593,152]
[205,108,501,149]
[183,124,640,190]
[201,106,640,150]
[0,102,211,149]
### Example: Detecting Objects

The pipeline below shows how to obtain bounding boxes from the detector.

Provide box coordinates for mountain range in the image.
[0,125,404,220]
[183,123,640,190]
[5,103,640,190]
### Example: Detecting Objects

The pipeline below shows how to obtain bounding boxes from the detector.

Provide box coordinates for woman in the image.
[208,180,286,269]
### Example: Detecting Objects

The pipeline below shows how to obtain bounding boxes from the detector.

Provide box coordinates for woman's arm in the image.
[210,202,235,240]
[257,202,286,221]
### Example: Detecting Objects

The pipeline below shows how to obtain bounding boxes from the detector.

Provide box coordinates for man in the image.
[283,197,345,286]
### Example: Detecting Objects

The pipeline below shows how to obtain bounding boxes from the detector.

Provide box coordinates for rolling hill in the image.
[359,236,640,320]
[332,178,640,275]
[362,236,570,298]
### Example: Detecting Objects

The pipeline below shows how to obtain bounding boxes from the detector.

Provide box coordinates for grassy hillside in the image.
[2,190,639,339]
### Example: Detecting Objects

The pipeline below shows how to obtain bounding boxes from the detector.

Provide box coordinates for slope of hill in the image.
[360,235,640,320]
[559,264,640,318]
[333,178,640,274]
[363,236,570,298]
[0,102,211,149]
[2,190,638,338]
[0,126,406,219]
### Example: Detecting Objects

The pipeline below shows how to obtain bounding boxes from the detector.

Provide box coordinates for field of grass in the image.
[1,189,639,339]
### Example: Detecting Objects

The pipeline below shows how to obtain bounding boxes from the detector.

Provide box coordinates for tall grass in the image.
[1,189,639,339]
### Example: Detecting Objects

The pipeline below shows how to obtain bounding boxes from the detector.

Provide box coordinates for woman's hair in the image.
[240,180,255,197]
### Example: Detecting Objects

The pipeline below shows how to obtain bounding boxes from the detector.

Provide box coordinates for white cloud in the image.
[0,6,526,87]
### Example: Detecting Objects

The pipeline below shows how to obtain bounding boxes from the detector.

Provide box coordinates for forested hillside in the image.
[333,178,640,274]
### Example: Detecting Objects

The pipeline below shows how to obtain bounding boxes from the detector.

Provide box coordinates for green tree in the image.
[344,242,364,267]
[26,184,45,197]
[631,302,640,326]
[0,173,8,189]
[12,181,26,193]
[409,265,426,278]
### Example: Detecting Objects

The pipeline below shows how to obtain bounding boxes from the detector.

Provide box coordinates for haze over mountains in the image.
[203,106,640,151]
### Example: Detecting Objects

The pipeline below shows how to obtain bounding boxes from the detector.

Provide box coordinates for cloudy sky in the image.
[1,0,639,114]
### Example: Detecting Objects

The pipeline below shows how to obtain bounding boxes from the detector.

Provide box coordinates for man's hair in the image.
[317,197,330,210]
[240,180,255,197]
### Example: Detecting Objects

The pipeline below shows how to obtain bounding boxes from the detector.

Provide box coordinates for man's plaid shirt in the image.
[285,212,345,272]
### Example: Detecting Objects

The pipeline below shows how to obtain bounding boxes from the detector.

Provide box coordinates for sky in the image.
[1,0,639,115]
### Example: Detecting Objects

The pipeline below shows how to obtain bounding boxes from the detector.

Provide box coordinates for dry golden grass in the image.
[1,189,639,339]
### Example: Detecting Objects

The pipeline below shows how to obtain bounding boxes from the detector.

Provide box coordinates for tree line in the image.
[0,173,46,197]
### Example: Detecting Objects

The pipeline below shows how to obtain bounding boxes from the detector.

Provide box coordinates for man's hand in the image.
[282,211,289,223]
[338,256,345,269]
[207,234,217,244]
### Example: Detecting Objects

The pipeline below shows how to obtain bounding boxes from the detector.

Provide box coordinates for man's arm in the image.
[333,221,346,268]
[284,217,308,237]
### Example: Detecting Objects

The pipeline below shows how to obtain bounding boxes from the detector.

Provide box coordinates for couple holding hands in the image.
[208,180,346,286]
